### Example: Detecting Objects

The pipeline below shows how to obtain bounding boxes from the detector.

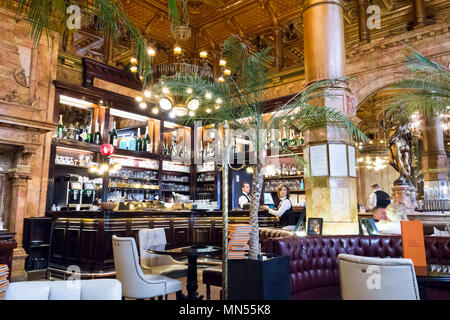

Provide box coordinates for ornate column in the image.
[7,147,35,281]
[302,0,359,235]
[274,26,284,72]
[356,0,370,43]
[422,117,448,192]
[103,28,114,65]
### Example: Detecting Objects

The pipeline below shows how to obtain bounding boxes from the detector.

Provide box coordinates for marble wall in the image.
[0,8,58,280]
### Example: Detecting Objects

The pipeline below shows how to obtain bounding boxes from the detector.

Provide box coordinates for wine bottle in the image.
[94,122,101,145]
[136,128,143,151]
[143,126,151,152]
[57,115,64,138]
[110,121,118,146]
[86,125,92,143]
[79,126,87,142]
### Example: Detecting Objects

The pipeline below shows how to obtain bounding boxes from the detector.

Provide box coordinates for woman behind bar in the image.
[263,184,295,227]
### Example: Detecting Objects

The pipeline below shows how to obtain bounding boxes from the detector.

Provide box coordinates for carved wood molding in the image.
[83,58,142,91]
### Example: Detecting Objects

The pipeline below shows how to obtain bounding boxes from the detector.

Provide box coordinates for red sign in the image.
[101,144,115,156]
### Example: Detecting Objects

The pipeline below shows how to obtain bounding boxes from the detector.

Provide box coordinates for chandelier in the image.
[171,24,192,41]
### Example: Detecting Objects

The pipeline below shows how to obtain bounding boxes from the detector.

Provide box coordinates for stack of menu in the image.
[0,265,9,300]
[228,224,252,260]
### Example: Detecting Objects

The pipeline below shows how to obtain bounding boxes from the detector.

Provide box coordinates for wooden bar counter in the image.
[46,209,278,276]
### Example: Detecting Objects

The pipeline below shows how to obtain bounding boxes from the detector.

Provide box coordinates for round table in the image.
[147,244,221,300]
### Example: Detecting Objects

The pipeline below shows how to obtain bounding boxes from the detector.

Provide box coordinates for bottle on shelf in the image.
[110,121,118,147]
[300,178,305,190]
[57,115,64,138]
[75,122,80,141]
[94,122,101,145]
[143,126,151,152]
[136,128,143,151]
[86,124,92,143]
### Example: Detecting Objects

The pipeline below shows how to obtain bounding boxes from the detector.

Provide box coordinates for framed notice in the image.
[310,145,328,176]
[307,218,323,235]
[329,144,348,177]
[348,145,356,177]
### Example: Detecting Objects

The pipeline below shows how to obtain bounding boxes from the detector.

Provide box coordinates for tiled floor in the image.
[165,268,222,300]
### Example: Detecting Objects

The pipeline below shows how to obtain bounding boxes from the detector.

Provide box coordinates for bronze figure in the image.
[388,125,413,185]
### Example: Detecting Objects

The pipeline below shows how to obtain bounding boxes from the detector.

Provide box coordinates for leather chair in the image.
[5,279,121,300]
[138,228,188,278]
[338,254,420,300]
[268,235,450,300]
[112,235,182,300]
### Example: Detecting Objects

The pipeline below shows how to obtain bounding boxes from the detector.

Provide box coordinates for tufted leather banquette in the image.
[268,235,450,300]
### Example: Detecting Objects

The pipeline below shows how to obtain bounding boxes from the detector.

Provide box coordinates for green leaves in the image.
[11,0,181,86]
[383,44,449,124]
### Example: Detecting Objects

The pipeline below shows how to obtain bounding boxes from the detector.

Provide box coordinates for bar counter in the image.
[46,209,278,277]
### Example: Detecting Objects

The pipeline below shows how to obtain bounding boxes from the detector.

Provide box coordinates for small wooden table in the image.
[148,244,221,300]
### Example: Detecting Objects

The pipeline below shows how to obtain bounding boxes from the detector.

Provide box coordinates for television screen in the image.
[263,193,274,205]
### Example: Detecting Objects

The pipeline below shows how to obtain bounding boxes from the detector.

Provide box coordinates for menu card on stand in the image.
[401,221,427,276]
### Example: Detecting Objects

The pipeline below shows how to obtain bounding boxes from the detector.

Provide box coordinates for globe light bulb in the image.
[162,87,170,94]
[130,57,137,64]
[135,96,143,102]
[224,69,231,75]
[174,46,182,54]
[139,102,147,109]
[152,107,159,114]
[147,47,156,56]
[205,108,211,113]
[169,111,176,118]
[205,92,212,99]
[130,66,138,73]
[199,51,208,58]
[186,88,193,94]
[219,59,226,66]
[216,98,222,104]
[218,76,225,82]
[144,90,151,98]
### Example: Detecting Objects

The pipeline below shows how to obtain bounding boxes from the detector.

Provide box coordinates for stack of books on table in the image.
[228,224,252,260]
[0,265,9,300]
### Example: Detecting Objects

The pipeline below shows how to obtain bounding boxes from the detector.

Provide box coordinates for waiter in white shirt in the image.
[238,182,251,209]
[263,184,294,227]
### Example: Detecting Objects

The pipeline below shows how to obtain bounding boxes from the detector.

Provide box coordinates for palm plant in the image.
[10,0,181,85]
[158,35,366,259]
[383,44,449,125]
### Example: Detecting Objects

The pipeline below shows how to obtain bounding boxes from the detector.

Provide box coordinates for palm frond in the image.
[10,0,181,85]
[383,44,449,124]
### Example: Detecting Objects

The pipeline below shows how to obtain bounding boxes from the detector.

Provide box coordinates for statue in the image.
[387,125,416,214]
[388,125,413,185]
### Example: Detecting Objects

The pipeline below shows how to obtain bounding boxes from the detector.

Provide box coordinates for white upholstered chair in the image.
[338,254,420,300]
[112,235,182,299]
[138,228,188,278]
[5,279,121,300]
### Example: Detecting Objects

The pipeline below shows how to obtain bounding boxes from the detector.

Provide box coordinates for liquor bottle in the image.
[75,122,80,141]
[143,126,151,152]
[289,129,297,146]
[79,126,87,142]
[57,115,64,138]
[94,122,101,145]
[136,128,143,151]
[86,124,93,143]
[298,132,304,145]
[300,178,305,190]
[110,121,118,147]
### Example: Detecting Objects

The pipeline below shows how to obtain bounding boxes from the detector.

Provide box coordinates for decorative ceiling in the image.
[69,0,450,71]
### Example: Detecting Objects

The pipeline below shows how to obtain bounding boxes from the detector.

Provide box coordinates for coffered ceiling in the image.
[69,0,449,71]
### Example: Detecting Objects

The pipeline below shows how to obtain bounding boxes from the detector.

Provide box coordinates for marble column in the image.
[302,0,359,235]
[7,147,35,281]
[357,0,370,43]
[274,26,284,72]
[422,117,448,193]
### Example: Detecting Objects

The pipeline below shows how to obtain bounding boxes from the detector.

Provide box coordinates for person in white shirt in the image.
[238,182,251,209]
[263,184,294,227]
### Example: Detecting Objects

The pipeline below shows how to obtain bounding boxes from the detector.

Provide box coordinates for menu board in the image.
[329,144,348,177]
[310,145,328,176]
[348,146,356,177]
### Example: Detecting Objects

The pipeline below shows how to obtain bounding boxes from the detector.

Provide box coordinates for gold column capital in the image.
[302,0,343,14]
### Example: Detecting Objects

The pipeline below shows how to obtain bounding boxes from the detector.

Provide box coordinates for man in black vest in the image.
[238,182,251,209]
[369,184,391,220]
